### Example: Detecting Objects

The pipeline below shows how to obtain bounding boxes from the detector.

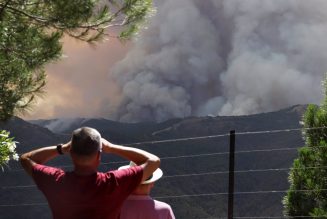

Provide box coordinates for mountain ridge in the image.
[29,104,307,142]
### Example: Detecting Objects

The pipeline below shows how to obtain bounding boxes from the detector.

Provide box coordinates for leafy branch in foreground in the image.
[0,0,154,120]
[0,130,18,170]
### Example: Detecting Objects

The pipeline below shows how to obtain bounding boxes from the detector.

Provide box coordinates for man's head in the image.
[71,127,102,155]
[70,127,102,170]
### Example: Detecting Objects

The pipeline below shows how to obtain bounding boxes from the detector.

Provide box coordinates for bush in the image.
[0,130,18,170]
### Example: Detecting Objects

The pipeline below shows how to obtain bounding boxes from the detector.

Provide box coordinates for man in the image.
[119,162,175,219]
[20,127,160,219]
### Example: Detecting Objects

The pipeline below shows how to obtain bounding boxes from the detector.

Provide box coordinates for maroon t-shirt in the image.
[32,164,143,219]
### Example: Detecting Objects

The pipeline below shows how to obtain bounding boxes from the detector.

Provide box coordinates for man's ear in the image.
[96,151,101,160]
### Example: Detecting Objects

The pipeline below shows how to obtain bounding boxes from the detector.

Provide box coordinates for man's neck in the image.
[132,186,151,195]
[73,166,97,176]
[132,191,150,195]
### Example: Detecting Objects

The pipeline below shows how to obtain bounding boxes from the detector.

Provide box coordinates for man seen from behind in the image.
[20,127,160,219]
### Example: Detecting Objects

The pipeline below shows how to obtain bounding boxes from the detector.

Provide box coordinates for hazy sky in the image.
[23,36,130,120]
[24,0,327,122]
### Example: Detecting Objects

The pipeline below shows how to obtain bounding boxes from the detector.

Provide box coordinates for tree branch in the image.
[0,0,12,20]
[6,5,48,23]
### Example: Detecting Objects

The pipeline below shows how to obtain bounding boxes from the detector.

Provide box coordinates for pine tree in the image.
[0,0,153,120]
[0,0,153,167]
[283,74,327,217]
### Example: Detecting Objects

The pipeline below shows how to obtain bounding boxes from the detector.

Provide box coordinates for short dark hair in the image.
[71,127,101,156]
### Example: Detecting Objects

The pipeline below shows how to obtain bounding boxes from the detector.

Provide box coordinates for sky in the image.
[24,37,130,120]
[24,0,327,122]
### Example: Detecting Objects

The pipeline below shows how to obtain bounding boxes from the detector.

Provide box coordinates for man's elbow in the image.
[149,155,160,169]
[19,153,26,164]
[19,153,34,176]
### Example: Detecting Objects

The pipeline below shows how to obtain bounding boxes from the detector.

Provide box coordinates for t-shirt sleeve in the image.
[32,164,64,193]
[167,205,176,219]
[111,166,143,197]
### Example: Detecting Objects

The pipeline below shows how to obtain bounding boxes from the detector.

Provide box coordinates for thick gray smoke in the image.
[110,0,327,122]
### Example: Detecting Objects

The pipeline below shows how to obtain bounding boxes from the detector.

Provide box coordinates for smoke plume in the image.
[109,0,327,122]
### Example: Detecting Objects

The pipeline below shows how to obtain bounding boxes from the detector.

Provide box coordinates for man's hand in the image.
[62,141,71,154]
[100,138,160,182]
[101,138,113,154]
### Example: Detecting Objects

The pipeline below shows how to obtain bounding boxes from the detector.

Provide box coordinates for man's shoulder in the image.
[98,166,143,184]
[31,164,66,190]
[154,199,175,218]
[33,163,63,172]
[153,199,173,210]
[110,166,143,178]
[33,164,65,177]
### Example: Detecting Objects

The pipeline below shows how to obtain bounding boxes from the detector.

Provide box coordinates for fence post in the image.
[228,130,235,219]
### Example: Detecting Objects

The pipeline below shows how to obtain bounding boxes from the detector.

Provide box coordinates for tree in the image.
[0,0,153,121]
[283,74,327,217]
[0,0,153,167]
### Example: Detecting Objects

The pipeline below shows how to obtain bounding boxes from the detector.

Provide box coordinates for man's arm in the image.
[101,138,160,182]
[20,142,71,176]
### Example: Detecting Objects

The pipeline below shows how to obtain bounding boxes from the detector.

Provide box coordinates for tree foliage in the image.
[0,0,153,120]
[283,74,327,218]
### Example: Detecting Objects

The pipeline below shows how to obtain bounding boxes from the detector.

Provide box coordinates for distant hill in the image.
[0,105,308,218]
[30,104,306,142]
